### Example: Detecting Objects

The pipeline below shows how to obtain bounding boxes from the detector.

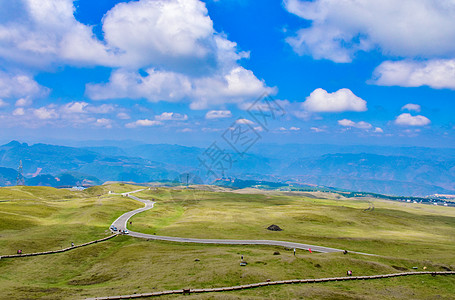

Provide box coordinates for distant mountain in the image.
[251,143,455,161]
[1,141,454,196]
[0,141,177,185]
[0,166,18,186]
[87,143,277,177]
[282,153,455,196]
[25,173,102,187]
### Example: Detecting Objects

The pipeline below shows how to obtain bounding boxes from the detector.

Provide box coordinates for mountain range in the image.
[0,140,454,197]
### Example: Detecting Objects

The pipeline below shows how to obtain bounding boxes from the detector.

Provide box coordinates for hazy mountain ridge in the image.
[0,141,176,184]
[1,141,454,196]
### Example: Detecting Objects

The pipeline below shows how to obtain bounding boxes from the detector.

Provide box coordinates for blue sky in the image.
[0,0,454,147]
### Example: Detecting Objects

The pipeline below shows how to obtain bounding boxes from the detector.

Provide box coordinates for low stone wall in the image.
[0,234,117,259]
[86,271,455,299]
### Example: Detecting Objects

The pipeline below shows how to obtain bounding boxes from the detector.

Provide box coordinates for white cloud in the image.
[13,107,25,116]
[235,118,254,125]
[0,0,274,111]
[0,0,272,109]
[60,102,115,115]
[0,0,110,67]
[374,127,384,133]
[338,119,372,130]
[205,110,232,119]
[180,128,193,133]
[84,0,274,109]
[86,68,192,103]
[15,97,33,107]
[284,0,455,63]
[87,66,273,110]
[86,104,115,114]
[95,118,113,129]
[311,127,326,133]
[254,126,264,132]
[290,127,300,131]
[293,110,312,120]
[0,71,48,100]
[125,119,163,128]
[62,101,88,113]
[395,113,431,126]
[401,103,421,112]
[117,112,130,120]
[302,88,367,112]
[0,0,252,72]
[372,59,455,89]
[190,67,274,109]
[0,99,8,108]
[155,112,188,121]
[33,107,59,120]
[102,0,215,69]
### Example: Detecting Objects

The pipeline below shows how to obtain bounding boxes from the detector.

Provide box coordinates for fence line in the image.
[0,234,117,259]
[86,271,455,299]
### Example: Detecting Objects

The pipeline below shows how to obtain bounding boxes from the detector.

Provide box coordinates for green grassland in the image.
[0,184,142,254]
[0,184,454,299]
[130,187,455,263]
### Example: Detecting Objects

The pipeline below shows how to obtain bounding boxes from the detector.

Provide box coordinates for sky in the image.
[0,0,454,148]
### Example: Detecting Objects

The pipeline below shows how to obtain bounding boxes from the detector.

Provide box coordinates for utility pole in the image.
[16,160,25,186]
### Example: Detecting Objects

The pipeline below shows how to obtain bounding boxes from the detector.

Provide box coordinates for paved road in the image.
[110,190,373,255]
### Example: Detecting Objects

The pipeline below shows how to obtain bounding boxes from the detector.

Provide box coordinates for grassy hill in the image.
[0,185,454,299]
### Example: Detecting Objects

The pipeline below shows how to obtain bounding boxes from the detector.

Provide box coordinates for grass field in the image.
[1,184,454,299]
[129,187,455,263]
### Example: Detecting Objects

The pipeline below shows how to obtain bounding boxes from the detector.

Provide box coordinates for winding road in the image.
[110,189,372,255]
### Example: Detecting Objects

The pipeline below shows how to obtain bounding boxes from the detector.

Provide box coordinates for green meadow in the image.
[0,184,454,299]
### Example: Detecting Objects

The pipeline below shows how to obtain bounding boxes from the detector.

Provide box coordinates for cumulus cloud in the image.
[395,113,431,126]
[374,127,384,133]
[0,71,49,100]
[102,0,216,70]
[372,59,455,89]
[284,0,455,63]
[33,107,59,120]
[0,0,110,67]
[13,107,25,116]
[205,110,232,119]
[401,103,421,112]
[338,119,373,129]
[311,127,326,133]
[95,118,113,129]
[15,97,33,107]
[62,101,88,113]
[60,101,115,114]
[86,68,192,103]
[117,112,130,120]
[87,67,273,109]
[125,119,163,128]
[290,127,300,131]
[4,101,126,129]
[235,118,254,125]
[155,112,188,121]
[302,88,367,112]
[0,0,272,109]
[85,0,273,108]
[190,67,274,109]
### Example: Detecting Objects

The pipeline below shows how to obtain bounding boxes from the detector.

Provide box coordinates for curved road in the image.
[111,189,372,255]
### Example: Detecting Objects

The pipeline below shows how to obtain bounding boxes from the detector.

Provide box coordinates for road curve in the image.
[111,189,370,254]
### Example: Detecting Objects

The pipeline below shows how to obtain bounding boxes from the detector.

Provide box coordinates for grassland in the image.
[129,187,455,263]
[0,184,454,299]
